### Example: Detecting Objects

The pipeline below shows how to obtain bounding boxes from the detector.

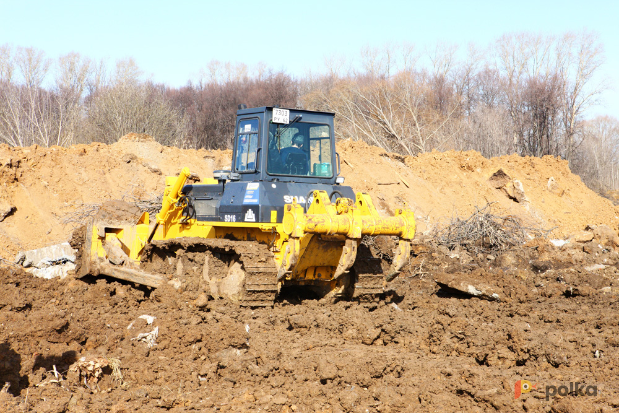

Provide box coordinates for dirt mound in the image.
[1,139,617,261]
[118,132,157,143]
[337,141,619,237]
[0,140,231,260]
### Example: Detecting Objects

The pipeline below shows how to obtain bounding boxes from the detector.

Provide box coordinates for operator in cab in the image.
[279,134,305,163]
[278,134,309,175]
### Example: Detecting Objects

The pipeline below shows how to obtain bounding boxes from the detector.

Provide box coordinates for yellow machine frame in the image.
[85,168,416,289]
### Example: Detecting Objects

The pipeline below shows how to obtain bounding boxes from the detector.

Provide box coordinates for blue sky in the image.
[1,0,618,117]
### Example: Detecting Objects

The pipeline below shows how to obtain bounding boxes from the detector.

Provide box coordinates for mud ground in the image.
[2,237,619,413]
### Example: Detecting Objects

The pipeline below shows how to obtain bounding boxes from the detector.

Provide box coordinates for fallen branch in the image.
[0,258,21,268]
[395,171,410,188]
[121,183,163,215]
[361,236,392,262]
[408,258,428,279]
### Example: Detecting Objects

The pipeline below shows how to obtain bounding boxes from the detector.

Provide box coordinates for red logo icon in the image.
[515,380,537,399]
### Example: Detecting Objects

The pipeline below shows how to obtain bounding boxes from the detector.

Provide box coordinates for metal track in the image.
[237,247,279,307]
[142,238,279,307]
[353,274,385,297]
[89,236,390,305]
[351,255,385,298]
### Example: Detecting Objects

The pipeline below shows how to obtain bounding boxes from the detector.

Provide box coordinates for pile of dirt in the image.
[1,137,617,261]
[0,135,231,260]
[337,140,619,237]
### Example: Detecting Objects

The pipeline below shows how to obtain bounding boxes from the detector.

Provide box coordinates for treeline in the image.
[0,49,296,149]
[1,31,618,192]
[302,32,615,192]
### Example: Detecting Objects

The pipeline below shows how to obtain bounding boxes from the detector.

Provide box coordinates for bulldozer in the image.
[76,106,416,306]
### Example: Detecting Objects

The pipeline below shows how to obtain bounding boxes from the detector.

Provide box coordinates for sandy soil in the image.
[337,141,619,237]
[2,136,619,412]
[0,134,231,259]
[2,136,618,260]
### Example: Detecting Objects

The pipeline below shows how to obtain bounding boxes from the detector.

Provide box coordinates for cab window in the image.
[235,119,259,172]
[268,122,332,177]
[309,125,332,177]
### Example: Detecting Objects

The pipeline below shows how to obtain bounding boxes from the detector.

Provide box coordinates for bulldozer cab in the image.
[233,107,339,184]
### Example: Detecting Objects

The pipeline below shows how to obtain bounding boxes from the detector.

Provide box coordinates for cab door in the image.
[233,118,260,173]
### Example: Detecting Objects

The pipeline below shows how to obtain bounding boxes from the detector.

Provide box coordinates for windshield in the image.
[235,119,259,172]
[267,122,333,177]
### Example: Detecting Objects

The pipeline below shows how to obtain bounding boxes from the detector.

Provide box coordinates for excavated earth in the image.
[1,135,619,412]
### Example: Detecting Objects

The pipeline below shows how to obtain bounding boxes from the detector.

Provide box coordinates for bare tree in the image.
[303,43,465,156]
[169,68,297,149]
[84,81,189,146]
[559,31,606,162]
[495,33,556,156]
[573,116,619,190]
[494,31,606,162]
[83,59,188,146]
[114,57,142,87]
[15,47,50,89]
[49,52,93,146]
[460,104,514,157]
[0,44,14,82]
[0,46,60,147]
[429,42,459,79]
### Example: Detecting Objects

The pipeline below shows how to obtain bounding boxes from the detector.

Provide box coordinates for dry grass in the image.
[121,192,162,215]
[60,201,101,224]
